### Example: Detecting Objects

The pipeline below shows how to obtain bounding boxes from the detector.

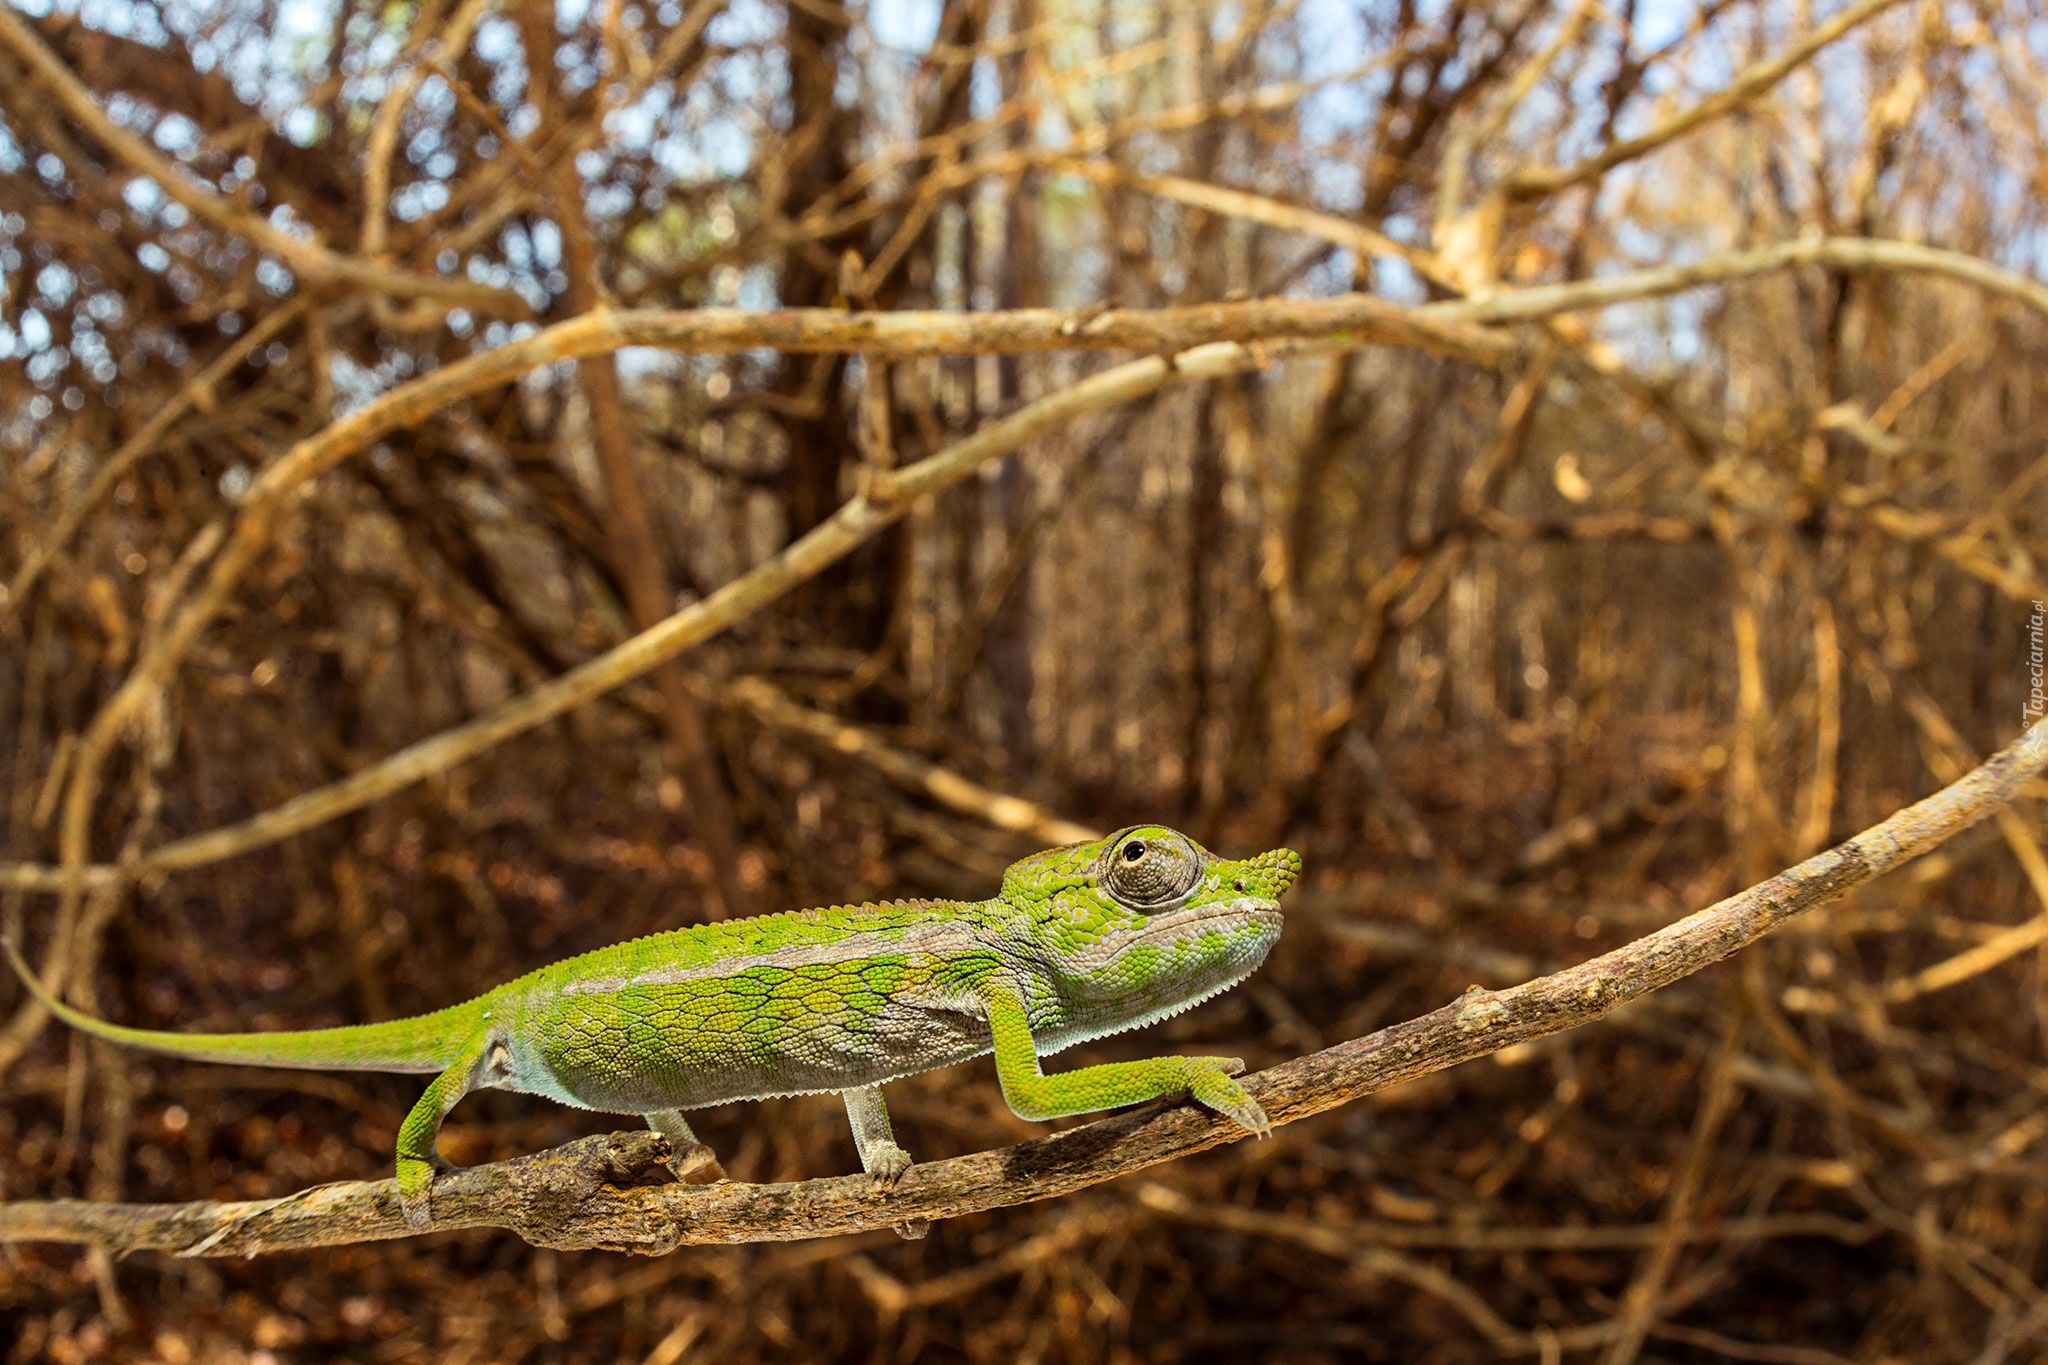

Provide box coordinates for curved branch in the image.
[4,233,2041,899]
[5,717,2038,1256]
[1505,0,1911,200]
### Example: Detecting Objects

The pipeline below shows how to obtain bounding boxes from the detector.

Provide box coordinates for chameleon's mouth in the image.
[1137,897,1284,939]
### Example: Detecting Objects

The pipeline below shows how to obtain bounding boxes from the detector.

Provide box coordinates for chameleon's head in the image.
[997,825,1301,1039]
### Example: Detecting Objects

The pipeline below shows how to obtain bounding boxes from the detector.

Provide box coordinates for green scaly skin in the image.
[7,826,1299,1230]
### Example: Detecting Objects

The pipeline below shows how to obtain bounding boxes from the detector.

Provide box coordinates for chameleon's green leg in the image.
[840,1086,913,1186]
[395,1032,497,1231]
[644,1109,727,1185]
[980,979,1271,1136]
[841,1086,927,1241]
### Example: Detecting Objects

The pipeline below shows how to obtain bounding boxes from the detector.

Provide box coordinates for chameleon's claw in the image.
[876,1150,928,1242]
[1184,1057,1271,1138]
[865,1142,913,1190]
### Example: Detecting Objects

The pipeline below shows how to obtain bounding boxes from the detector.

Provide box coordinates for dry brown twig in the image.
[1,716,2038,1256]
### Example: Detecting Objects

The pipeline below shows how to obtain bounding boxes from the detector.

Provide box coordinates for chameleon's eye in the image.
[1102,830,1200,909]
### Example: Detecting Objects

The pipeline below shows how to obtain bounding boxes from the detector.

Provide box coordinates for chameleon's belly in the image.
[517,958,993,1113]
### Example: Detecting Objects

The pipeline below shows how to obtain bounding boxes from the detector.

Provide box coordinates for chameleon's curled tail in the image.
[3,940,477,1075]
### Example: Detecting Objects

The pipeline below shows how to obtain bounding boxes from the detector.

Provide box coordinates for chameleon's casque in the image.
[7,826,1299,1230]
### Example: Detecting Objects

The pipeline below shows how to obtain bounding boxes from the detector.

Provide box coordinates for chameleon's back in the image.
[493,899,1007,1113]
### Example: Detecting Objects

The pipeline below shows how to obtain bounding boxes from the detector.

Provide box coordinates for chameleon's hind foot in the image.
[876,1153,927,1242]
[864,1141,912,1190]
[666,1141,727,1185]
[644,1110,726,1183]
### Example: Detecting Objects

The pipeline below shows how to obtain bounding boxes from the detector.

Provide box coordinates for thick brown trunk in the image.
[524,6,750,918]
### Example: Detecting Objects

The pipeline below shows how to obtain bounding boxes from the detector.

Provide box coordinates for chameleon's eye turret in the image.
[1100,828,1202,909]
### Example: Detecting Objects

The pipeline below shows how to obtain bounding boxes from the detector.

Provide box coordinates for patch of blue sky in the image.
[1309,159,1364,214]
[78,0,170,43]
[737,262,779,309]
[273,0,335,61]
[562,41,604,97]
[1609,216,1675,266]
[281,105,323,146]
[16,307,53,353]
[1294,0,1359,74]
[1371,254,1425,305]
[2021,224,2048,285]
[1299,80,1376,148]
[710,0,782,48]
[1629,0,1693,54]
[151,111,204,158]
[1600,296,1702,370]
[1294,249,1353,300]
[1380,211,1424,249]
[1295,0,1369,79]
[390,180,443,219]
[1809,36,1874,166]
[1594,217,1712,362]
[35,261,77,307]
[608,90,670,155]
[325,350,394,417]
[588,181,635,220]
[472,13,520,63]
[613,346,677,383]
[699,116,757,179]
[969,55,1001,119]
[867,0,940,56]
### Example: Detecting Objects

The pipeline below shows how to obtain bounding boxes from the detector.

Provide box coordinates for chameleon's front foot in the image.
[1180,1056,1271,1138]
[984,980,1273,1139]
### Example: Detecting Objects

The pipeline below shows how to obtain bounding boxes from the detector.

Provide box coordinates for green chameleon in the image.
[8,826,1299,1229]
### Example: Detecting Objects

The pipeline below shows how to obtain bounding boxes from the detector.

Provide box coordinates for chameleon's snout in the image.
[1227,847,1302,901]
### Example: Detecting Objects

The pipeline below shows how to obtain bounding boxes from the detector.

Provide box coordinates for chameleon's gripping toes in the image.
[7,826,1300,1230]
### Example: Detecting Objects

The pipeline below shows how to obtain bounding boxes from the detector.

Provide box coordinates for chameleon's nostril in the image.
[1233,880,1246,894]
